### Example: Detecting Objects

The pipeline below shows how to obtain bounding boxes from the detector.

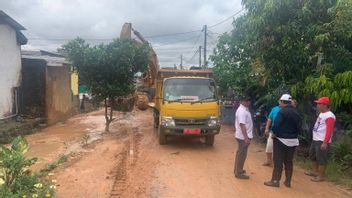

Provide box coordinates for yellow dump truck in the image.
[149,69,221,146]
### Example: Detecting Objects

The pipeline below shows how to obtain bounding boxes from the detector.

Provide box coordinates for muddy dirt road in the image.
[25,109,351,198]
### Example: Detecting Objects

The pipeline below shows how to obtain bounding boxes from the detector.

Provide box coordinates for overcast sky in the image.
[1,0,243,68]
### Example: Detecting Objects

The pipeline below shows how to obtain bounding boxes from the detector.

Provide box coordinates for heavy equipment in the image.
[120,23,159,110]
[121,23,221,145]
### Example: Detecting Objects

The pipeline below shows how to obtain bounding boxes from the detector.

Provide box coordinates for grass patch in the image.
[39,154,68,175]
[295,155,352,190]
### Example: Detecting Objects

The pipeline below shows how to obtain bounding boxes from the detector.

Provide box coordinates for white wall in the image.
[0,24,22,118]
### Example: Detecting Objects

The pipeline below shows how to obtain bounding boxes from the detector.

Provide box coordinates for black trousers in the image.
[271,138,296,183]
[234,139,249,175]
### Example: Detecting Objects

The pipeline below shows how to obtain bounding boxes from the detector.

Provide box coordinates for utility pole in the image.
[203,25,207,69]
[180,54,183,70]
[199,46,202,68]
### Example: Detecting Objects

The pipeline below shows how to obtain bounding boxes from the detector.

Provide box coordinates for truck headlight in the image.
[208,116,220,127]
[161,116,175,127]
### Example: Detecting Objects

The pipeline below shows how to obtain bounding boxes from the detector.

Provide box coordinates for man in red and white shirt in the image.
[305,96,336,182]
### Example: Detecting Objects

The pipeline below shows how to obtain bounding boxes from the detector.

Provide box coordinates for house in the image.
[21,50,75,125]
[0,10,27,119]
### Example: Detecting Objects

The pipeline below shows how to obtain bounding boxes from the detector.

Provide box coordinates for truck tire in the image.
[205,135,215,146]
[159,128,167,145]
[153,110,159,128]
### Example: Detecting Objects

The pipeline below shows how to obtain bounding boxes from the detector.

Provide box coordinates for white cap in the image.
[280,94,292,101]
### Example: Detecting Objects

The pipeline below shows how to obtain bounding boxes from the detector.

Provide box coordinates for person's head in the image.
[314,96,330,113]
[291,99,298,108]
[279,94,292,107]
[240,95,251,108]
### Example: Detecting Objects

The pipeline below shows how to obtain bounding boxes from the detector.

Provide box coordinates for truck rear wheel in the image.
[159,128,167,145]
[205,135,215,146]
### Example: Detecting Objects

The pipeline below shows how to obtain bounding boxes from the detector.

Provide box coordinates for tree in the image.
[211,16,261,97]
[212,0,352,106]
[63,38,150,131]
[211,0,352,183]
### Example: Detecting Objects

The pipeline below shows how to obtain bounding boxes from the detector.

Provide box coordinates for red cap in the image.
[314,96,330,105]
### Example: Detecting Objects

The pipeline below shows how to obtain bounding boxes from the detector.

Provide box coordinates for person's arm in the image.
[264,119,272,137]
[237,111,250,144]
[240,123,250,144]
[321,117,335,150]
[265,108,275,137]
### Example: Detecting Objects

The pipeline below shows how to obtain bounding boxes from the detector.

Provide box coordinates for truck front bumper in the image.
[160,125,220,137]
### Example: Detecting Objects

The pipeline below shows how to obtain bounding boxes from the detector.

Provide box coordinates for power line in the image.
[154,46,200,51]
[151,34,202,46]
[26,9,244,42]
[208,8,244,28]
[144,29,201,39]
[186,48,199,63]
[208,30,222,35]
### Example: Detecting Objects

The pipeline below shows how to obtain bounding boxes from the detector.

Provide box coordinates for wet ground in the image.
[23,109,352,198]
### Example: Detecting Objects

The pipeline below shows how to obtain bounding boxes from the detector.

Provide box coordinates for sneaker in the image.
[284,180,291,188]
[304,171,318,177]
[311,176,325,182]
[235,174,250,179]
[264,180,280,187]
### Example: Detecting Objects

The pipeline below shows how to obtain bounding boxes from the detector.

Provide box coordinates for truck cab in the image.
[151,69,221,146]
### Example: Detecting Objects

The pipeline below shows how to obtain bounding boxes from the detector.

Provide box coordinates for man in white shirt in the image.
[305,96,336,182]
[234,96,253,179]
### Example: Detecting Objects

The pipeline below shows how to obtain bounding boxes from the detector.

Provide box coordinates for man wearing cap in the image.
[234,96,253,179]
[264,94,301,188]
[305,96,336,182]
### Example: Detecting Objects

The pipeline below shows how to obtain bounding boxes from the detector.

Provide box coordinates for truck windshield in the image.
[163,78,217,102]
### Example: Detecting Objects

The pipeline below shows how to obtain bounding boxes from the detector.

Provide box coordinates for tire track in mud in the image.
[110,127,142,197]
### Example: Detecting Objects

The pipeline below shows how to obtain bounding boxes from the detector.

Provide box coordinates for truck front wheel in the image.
[205,135,215,146]
[153,110,159,128]
[159,128,167,145]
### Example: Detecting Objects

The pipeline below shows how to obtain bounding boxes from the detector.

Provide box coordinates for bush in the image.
[0,136,55,197]
[331,141,352,171]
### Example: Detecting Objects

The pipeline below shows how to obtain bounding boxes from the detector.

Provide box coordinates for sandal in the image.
[304,171,318,177]
[311,176,325,182]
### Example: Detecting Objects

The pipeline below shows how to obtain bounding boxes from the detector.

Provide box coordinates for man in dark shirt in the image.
[264,94,302,188]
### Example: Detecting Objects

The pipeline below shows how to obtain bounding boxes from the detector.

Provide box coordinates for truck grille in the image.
[174,118,208,126]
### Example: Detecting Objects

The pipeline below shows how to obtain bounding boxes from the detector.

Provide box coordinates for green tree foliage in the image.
[210,16,261,97]
[63,38,150,131]
[292,68,352,110]
[211,0,352,179]
[212,0,352,106]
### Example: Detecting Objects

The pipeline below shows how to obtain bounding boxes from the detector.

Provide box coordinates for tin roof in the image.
[22,50,69,67]
[0,10,26,30]
[0,10,27,45]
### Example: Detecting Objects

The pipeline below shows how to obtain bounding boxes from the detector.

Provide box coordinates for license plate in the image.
[183,128,201,135]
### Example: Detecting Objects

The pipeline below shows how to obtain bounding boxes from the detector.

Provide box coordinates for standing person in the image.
[234,96,253,179]
[305,97,335,182]
[291,99,298,108]
[262,101,283,166]
[264,94,301,187]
